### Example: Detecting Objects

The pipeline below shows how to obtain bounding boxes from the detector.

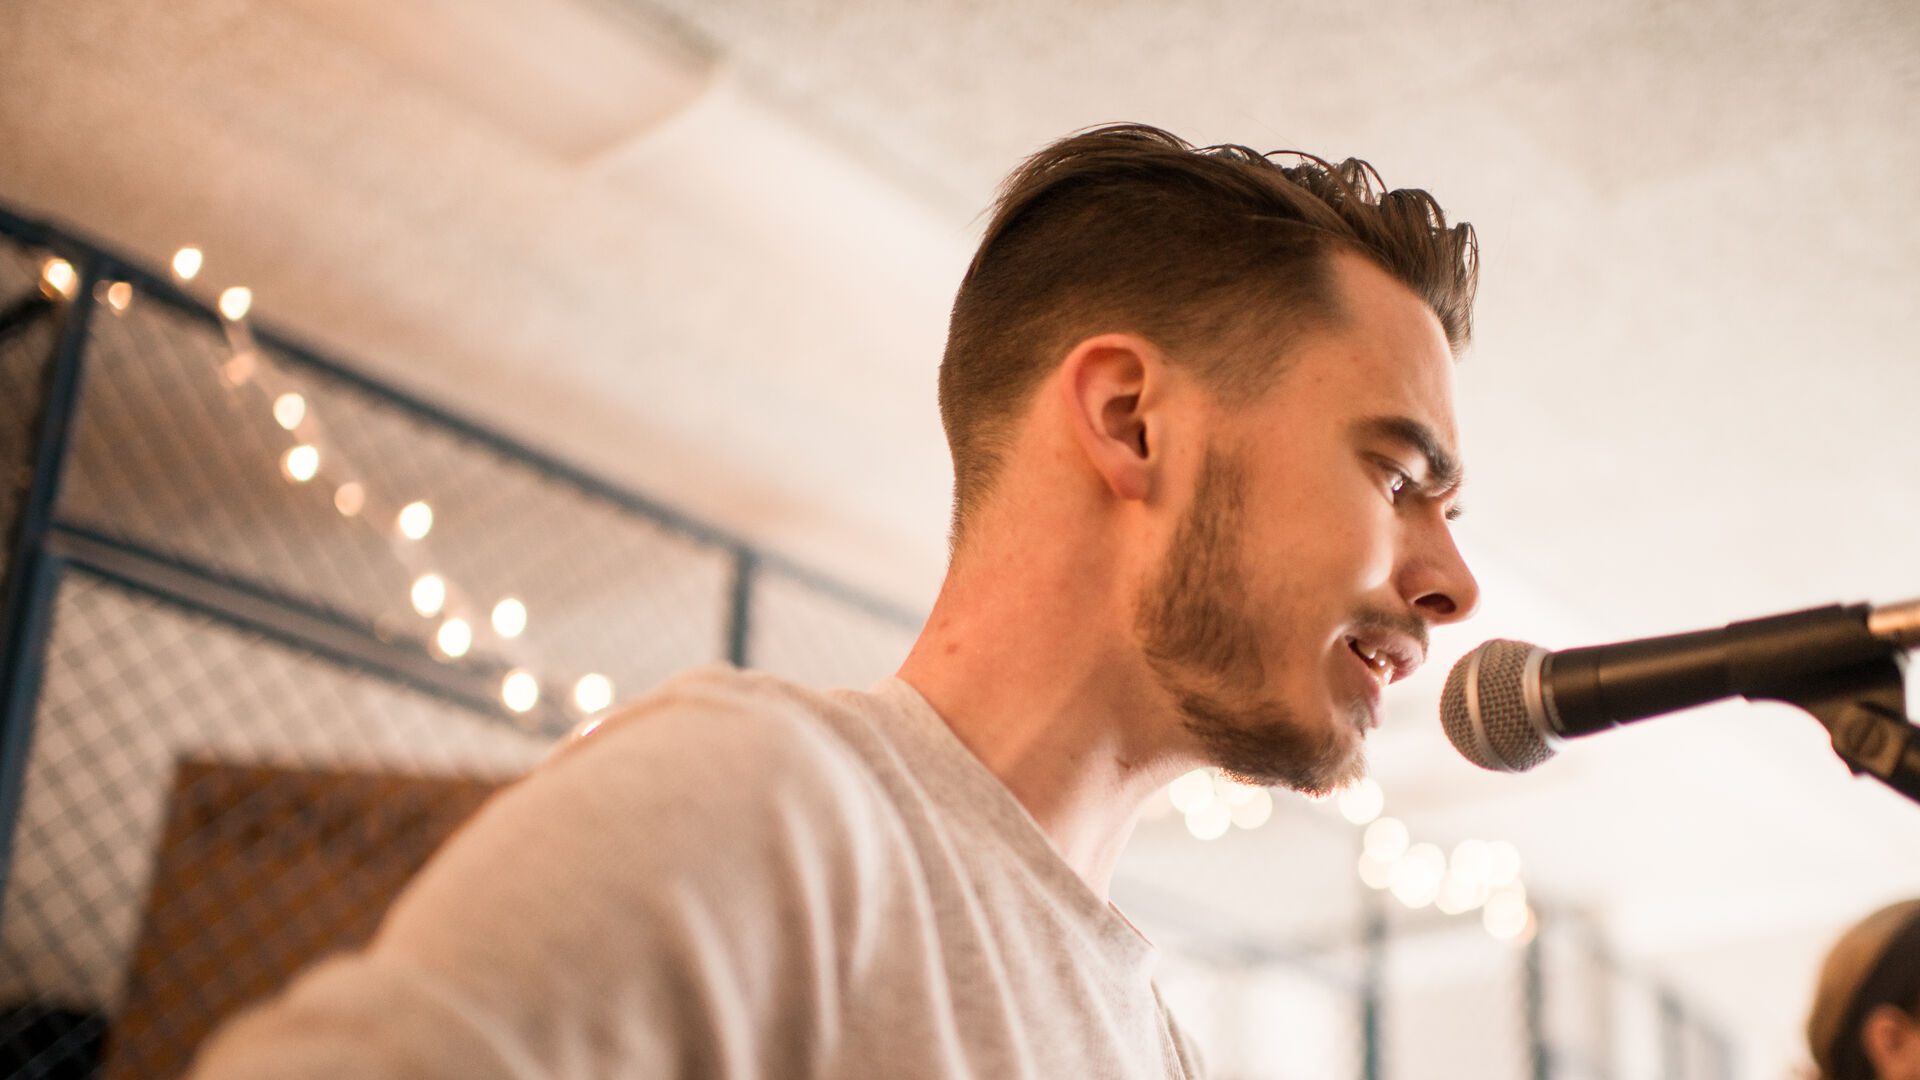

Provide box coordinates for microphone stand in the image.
[1758,650,1919,806]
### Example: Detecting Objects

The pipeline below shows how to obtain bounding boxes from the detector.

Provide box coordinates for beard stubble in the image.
[1134,442,1369,796]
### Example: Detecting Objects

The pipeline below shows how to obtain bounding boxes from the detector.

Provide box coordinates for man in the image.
[190,124,1480,1078]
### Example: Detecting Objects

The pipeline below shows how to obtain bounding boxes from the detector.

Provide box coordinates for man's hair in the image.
[938,123,1478,542]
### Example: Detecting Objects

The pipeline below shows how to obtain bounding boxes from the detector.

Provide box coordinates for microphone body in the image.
[1547,604,1883,737]
[1443,600,1916,773]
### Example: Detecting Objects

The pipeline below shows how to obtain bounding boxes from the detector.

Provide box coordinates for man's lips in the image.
[1344,631,1424,685]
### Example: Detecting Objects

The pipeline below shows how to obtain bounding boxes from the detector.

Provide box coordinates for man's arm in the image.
[187,681,891,1079]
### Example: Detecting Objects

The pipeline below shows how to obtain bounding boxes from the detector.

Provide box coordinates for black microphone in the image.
[1441,598,1920,773]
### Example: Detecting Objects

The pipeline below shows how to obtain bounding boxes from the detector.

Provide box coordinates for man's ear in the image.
[1860,1004,1919,1073]
[1056,333,1168,504]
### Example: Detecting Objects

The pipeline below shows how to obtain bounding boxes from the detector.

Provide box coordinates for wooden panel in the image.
[102,760,506,1080]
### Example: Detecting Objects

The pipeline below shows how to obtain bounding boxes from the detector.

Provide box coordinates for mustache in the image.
[1347,607,1429,656]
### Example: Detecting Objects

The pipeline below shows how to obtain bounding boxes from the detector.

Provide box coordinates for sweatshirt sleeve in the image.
[187,680,893,1080]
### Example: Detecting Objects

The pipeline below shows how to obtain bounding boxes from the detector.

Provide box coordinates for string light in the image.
[1450,839,1493,887]
[572,673,614,713]
[1436,872,1489,915]
[272,392,306,431]
[410,574,447,618]
[184,244,606,730]
[221,349,257,387]
[281,444,320,483]
[397,501,434,541]
[1168,770,1215,814]
[40,258,76,300]
[1483,882,1533,941]
[1337,778,1384,825]
[104,281,132,312]
[1342,793,1535,934]
[218,286,253,322]
[1227,786,1273,830]
[435,618,472,659]
[502,670,540,713]
[1184,800,1232,841]
[1165,769,1283,840]
[491,597,527,638]
[1389,842,1447,909]
[1484,840,1522,887]
[1357,851,1395,890]
[333,482,365,517]
[1362,816,1410,862]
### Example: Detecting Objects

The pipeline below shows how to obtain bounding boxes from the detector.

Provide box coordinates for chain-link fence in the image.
[0,205,1731,1079]
[0,209,918,1076]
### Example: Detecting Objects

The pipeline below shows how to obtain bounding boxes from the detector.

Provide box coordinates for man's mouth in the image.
[1347,637,1393,686]
[1344,632,1422,685]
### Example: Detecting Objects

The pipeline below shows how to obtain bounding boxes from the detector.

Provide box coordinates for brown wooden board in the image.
[102,760,507,1079]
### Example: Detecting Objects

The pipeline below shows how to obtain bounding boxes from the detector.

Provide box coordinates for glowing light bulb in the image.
[491,597,527,638]
[105,281,132,311]
[281,444,319,483]
[222,350,257,387]
[1485,840,1522,888]
[333,482,365,517]
[1184,801,1232,841]
[1362,816,1410,862]
[436,618,472,659]
[1450,839,1492,888]
[1229,787,1273,830]
[1436,873,1489,915]
[502,670,540,713]
[1357,851,1395,890]
[573,673,614,713]
[1484,883,1532,941]
[397,501,433,540]
[1338,778,1384,825]
[410,574,446,617]
[218,286,252,321]
[171,246,203,280]
[40,258,76,299]
[1389,842,1447,909]
[273,392,306,431]
[1168,769,1216,814]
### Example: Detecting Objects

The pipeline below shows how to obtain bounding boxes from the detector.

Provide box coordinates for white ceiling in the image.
[5,0,1918,1073]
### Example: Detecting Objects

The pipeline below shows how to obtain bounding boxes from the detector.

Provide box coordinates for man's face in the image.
[1135,252,1478,794]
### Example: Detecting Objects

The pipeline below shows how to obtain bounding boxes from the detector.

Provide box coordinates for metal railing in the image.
[0,204,923,1075]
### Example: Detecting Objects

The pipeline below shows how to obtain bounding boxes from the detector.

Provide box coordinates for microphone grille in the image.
[1440,639,1557,773]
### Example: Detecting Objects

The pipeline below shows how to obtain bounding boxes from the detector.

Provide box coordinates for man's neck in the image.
[895,552,1197,898]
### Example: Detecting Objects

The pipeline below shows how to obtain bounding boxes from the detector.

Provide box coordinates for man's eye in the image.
[1386,469,1411,498]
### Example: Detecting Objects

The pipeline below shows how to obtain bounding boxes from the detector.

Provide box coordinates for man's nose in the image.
[1404,530,1480,624]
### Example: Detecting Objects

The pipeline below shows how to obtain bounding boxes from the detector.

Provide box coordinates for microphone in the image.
[1441,597,1920,773]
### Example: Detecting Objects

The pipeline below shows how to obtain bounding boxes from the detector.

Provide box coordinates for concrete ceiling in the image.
[5,0,1918,1074]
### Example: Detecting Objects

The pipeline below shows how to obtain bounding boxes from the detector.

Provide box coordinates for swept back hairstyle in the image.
[937,123,1478,544]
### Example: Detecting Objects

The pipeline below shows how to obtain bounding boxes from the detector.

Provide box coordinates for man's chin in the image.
[1209,719,1366,797]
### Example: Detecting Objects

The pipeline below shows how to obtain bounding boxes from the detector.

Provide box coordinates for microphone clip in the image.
[1762,651,1919,806]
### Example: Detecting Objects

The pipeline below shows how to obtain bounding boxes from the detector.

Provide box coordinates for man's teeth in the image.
[1351,640,1390,676]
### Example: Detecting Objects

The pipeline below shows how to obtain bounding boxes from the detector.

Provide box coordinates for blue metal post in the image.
[726,547,759,667]
[1361,900,1385,1080]
[1659,991,1685,1080]
[1525,925,1552,1080]
[0,254,99,901]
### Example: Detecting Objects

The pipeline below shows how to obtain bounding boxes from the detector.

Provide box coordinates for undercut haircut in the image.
[938,123,1478,544]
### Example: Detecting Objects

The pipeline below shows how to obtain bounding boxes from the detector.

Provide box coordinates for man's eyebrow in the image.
[1352,415,1466,496]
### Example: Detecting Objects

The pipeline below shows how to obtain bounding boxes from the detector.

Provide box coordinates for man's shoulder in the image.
[540,664,891,813]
